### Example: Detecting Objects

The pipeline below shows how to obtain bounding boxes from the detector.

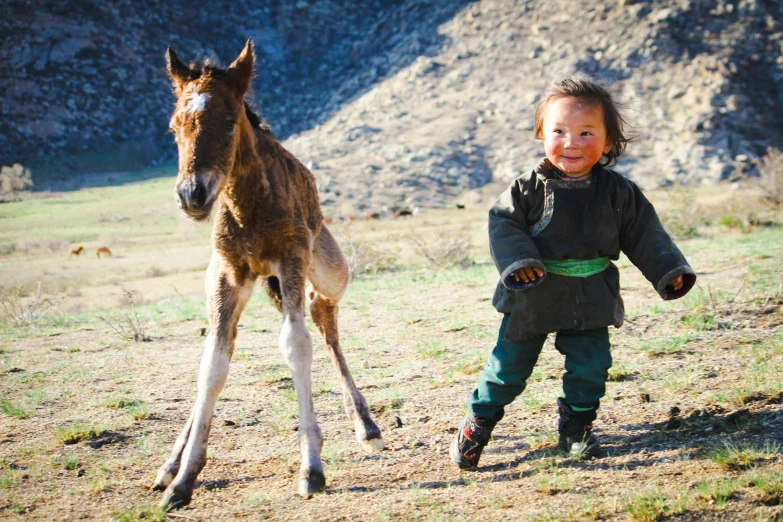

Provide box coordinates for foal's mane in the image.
[186,60,273,137]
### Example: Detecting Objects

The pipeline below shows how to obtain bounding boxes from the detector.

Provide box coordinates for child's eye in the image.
[554,129,564,135]
[581,131,593,136]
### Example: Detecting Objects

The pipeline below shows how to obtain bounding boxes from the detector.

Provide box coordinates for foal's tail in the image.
[262,276,283,312]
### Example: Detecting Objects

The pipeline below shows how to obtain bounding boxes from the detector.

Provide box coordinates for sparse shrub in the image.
[408,230,473,269]
[341,234,398,278]
[754,147,783,206]
[658,190,700,238]
[99,288,150,342]
[0,164,33,201]
[145,266,166,278]
[14,236,69,255]
[0,282,54,327]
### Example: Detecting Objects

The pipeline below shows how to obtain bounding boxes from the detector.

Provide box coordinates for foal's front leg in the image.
[155,255,253,508]
[279,252,325,496]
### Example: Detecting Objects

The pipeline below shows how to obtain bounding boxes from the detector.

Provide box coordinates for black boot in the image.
[557,398,603,458]
[450,411,504,469]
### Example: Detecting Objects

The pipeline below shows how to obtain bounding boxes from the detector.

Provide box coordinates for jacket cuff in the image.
[500,258,546,290]
[657,265,697,300]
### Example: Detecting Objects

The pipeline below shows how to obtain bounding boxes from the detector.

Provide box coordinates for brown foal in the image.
[154,40,383,509]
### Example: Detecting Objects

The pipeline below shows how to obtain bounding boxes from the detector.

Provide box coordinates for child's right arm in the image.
[488,176,546,290]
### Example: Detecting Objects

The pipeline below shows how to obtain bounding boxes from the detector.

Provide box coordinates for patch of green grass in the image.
[9,371,46,383]
[534,463,579,495]
[703,440,781,471]
[416,339,446,360]
[695,478,740,507]
[126,404,160,421]
[638,333,696,357]
[607,363,636,381]
[112,503,169,522]
[0,470,21,489]
[269,401,298,432]
[56,422,105,445]
[0,395,29,418]
[658,367,700,396]
[259,364,291,386]
[103,396,139,409]
[746,469,783,505]
[624,488,691,521]
[51,454,80,470]
[451,356,484,377]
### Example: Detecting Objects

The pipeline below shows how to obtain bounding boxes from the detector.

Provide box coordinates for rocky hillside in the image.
[2,0,782,213]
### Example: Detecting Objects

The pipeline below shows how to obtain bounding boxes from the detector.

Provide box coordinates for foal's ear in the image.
[228,39,254,96]
[166,47,190,95]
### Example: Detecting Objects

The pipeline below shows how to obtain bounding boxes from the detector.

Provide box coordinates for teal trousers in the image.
[468,314,612,418]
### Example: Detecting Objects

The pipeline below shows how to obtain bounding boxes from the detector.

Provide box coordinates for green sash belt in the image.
[542,257,610,278]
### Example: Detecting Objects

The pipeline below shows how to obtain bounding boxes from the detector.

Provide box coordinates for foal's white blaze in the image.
[185,92,209,114]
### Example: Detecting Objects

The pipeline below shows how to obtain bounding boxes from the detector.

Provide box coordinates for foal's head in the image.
[166,40,255,221]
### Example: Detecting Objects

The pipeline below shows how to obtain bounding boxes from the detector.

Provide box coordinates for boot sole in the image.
[449,436,477,470]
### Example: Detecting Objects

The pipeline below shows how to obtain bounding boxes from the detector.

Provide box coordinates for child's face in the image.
[542,96,612,178]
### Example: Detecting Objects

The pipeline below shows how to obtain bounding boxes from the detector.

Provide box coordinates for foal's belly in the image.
[248,258,277,279]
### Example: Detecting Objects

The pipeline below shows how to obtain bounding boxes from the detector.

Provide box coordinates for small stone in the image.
[669,406,680,416]
[222,420,236,426]
[639,393,651,403]
[394,416,403,428]
[361,360,370,369]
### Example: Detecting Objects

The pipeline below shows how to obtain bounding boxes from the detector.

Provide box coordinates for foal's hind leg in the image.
[154,254,253,508]
[308,226,384,451]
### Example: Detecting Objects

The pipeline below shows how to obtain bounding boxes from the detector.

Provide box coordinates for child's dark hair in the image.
[534,73,633,168]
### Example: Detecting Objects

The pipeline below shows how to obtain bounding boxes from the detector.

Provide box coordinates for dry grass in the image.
[755,147,783,206]
[0,281,55,327]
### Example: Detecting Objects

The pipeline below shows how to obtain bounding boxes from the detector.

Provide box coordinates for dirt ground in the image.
[1,189,783,521]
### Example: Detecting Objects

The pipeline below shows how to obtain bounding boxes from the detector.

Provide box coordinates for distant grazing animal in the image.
[393,209,413,218]
[68,246,84,258]
[153,40,383,509]
[96,246,112,258]
[364,212,381,220]
[455,203,466,209]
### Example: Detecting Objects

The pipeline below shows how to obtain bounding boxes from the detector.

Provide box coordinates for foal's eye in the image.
[226,121,237,132]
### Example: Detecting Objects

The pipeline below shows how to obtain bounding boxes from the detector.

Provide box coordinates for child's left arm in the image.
[617,180,696,300]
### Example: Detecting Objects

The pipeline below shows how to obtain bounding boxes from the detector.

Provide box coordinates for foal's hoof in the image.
[160,485,192,510]
[152,469,175,491]
[360,436,385,453]
[298,469,326,498]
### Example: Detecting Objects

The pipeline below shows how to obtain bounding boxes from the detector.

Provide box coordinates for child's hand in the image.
[668,275,684,291]
[513,266,544,283]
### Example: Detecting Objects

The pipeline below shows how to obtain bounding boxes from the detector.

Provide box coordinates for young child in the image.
[450,73,696,467]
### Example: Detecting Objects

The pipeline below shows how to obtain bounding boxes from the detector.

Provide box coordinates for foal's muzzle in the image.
[175,173,218,220]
